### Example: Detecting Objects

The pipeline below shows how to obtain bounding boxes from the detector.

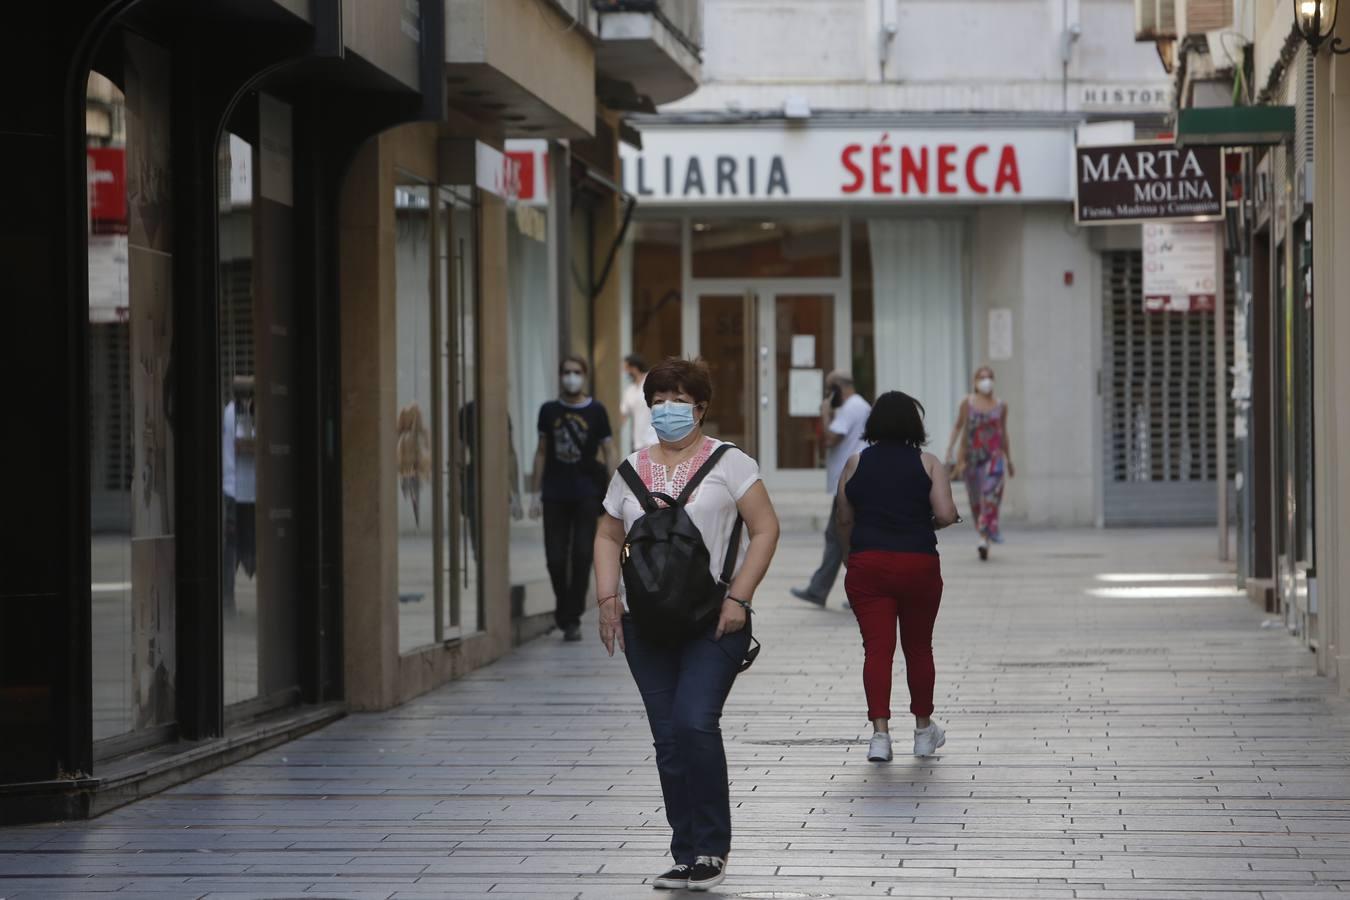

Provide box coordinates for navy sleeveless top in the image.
[844,443,938,556]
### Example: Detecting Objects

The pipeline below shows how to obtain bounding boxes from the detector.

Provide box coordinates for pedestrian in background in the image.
[620,353,657,451]
[593,357,780,892]
[837,391,959,762]
[791,371,870,608]
[222,376,257,611]
[944,365,1014,560]
[529,355,615,641]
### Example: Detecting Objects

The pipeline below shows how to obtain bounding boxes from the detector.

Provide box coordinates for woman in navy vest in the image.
[836,391,960,762]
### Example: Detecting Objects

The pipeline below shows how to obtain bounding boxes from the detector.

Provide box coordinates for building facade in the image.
[616,0,1229,532]
[1,0,700,824]
[1137,0,1350,693]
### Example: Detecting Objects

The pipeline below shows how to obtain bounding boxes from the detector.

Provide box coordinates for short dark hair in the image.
[624,353,648,373]
[863,391,928,447]
[559,354,588,375]
[643,357,713,408]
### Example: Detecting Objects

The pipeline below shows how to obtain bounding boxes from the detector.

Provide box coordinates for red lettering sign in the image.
[840,144,864,193]
[835,140,1024,198]
[966,145,989,195]
[871,136,894,195]
[900,147,928,194]
[936,145,958,194]
[87,147,126,231]
[995,145,1022,193]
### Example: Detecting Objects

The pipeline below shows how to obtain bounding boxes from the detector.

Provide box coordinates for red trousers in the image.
[844,550,944,721]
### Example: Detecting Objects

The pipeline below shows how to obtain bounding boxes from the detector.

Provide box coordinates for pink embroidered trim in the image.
[635,438,716,506]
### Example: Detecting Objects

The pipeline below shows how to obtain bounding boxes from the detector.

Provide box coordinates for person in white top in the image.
[221,376,257,610]
[791,371,871,609]
[619,353,657,451]
[593,357,780,892]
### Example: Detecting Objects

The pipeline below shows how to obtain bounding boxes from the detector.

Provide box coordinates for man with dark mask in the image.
[792,371,870,608]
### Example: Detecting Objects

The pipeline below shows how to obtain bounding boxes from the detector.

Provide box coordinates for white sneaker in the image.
[914,720,946,757]
[866,731,892,761]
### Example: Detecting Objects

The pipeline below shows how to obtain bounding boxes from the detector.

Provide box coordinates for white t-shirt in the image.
[826,393,871,493]
[621,379,657,450]
[222,400,257,503]
[603,438,761,610]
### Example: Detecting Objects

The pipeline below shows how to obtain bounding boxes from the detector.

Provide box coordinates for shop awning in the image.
[1175,106,1295,147]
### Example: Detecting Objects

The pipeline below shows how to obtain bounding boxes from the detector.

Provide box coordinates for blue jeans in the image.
[622,616,750,864]
[805,496,844,601]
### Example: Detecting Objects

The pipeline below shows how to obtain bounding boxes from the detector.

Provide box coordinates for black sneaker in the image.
[652,863,691,889]
[563,625,582,642]
[687,855,726,891]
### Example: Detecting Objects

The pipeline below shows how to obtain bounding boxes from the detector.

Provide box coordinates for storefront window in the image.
[395,176,436,653]
[631,220,682,365]
[443,186,482,637]
[218,92,302,711]
[507,196,553,619]
[87,38,178,744]
[219,130,259,705]
[691,218,841,279]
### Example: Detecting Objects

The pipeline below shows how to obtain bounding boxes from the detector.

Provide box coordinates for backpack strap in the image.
[617,460,660,514]
[675,443,735,506]
[719,515,744,587]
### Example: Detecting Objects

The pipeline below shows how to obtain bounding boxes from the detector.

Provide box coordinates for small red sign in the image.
[506,150,534,201]
[87,147,127,232]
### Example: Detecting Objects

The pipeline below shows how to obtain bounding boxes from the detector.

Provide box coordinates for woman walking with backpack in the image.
[593,358,780,892]
[837,391,960,762]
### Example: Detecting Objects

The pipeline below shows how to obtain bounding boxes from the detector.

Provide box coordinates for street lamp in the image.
[1295,0,1350,54]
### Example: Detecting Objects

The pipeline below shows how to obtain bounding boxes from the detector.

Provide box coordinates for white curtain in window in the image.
[508,219,556,490]
[868,219,968,459]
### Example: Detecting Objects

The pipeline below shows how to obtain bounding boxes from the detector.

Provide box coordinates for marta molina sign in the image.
[1074,141,1224,225]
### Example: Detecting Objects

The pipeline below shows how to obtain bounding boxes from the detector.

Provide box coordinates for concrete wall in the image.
[1313,37,1350,692]
[969,205,1099,527]
[674,0,1170,113]
[447,0,596,132]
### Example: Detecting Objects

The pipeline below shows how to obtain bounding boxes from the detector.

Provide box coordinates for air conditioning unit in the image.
[1135,0,1178,40]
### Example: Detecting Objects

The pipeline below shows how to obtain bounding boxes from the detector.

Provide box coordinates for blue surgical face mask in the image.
[651,401,698,443]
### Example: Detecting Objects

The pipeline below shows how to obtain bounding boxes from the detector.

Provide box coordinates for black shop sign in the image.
[1075,141,1224,225]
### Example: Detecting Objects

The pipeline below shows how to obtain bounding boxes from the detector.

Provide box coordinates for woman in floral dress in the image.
[944,366,1015,560]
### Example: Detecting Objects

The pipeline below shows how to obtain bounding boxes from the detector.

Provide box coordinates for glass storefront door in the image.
[654,216,849,479]
[697,293,760,457]
[773,294,836,471]
[693,288,840,474]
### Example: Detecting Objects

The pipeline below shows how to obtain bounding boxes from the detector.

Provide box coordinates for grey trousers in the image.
[806,497,845,601]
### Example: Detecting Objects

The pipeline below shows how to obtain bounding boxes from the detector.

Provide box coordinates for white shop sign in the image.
[619,127,1073,203]
[1142,222,1220,313]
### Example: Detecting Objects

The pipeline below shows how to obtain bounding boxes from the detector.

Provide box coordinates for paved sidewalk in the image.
[6,528,1350,899]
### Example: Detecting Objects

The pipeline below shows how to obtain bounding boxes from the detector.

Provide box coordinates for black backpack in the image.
[617,445,744,645]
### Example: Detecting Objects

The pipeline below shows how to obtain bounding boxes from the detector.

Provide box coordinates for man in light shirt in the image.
[793,371,871,608]
[619,353,657,452]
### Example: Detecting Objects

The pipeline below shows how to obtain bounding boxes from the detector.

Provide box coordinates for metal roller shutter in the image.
[1102,250,1235,526]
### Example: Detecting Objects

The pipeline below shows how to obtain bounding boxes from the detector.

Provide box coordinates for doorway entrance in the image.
[692,287,842,478]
